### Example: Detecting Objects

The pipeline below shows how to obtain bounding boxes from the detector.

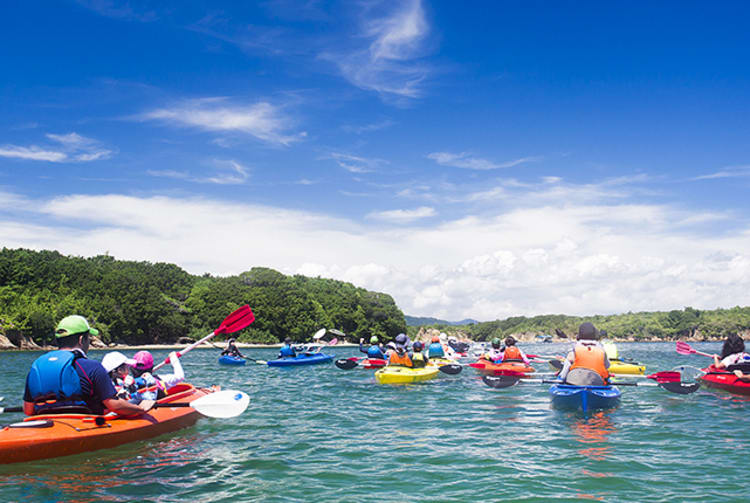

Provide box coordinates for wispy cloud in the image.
[366,206,435,223]
[427,151,541,170]
[692,165,750,181]
[342,119,396,134]
[75,0,158,22]
[322,0,431,99]
[141,98,306,146]
[326,152,387,173]
[148,159,249,185]
[0,133,113,163]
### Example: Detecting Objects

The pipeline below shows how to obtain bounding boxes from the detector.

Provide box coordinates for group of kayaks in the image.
[218,351,335,367]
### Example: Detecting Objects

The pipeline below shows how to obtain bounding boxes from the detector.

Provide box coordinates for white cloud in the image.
[322,0,431,99]
[427,151,540,170]
[692,165,750,181]
[0,133,112,163]
[148,159,249,185]
[326,152,387,173]
[141,98,305,146]
[1,188,750,322]
[366,206,436,223]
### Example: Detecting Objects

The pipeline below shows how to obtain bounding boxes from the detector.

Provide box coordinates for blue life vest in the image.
[367,345,385,359]
[26,350,88,413]
[428,342,444,357]
[279,344,296,358]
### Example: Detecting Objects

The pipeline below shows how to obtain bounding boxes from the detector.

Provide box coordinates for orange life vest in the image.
[570,343,609,382]
[502,346,523,362]
[389,350,412,367]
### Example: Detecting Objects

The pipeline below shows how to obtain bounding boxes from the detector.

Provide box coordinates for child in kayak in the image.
[279,337,297,359]
[23,315,153,417]
[713,334,750,379]
[558,322,611,386]
[129,350,184,402]
[499,337,531,365]
[481,338,504,361]
[221,338,245,359]
[359,336,387,360]
[388,334,413,367]
[410,341,429,368]
[101,351,137,400]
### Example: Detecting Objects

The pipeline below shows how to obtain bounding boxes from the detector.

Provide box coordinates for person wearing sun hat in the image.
[23,315,154,417]
[102,351,138,399]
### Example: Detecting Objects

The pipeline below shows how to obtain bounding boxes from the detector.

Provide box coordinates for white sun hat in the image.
[102,351,137,373]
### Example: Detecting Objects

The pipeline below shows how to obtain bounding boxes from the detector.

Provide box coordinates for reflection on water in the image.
[571,411,616,463]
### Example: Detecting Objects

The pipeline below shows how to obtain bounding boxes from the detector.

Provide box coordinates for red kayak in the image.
[469,359,535,376]
[343,357,386,369]
[701,365,750,396]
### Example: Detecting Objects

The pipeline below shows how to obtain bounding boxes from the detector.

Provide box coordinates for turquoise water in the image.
[0,342,747,502]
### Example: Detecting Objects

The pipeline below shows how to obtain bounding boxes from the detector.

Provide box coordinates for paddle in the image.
[675,341,715,358]
[1,390,251,418]
[482,374,700,394]
[437,364,462,375]
[335,358,359,370]
[312,328,326,340]
[555,328,569,339]
[153,305,255,372]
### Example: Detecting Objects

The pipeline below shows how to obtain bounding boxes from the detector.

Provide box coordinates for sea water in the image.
[0,342,745,502]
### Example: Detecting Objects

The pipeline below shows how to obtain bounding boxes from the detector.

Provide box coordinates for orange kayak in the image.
[0,382,216,465]
[469,359,535,375]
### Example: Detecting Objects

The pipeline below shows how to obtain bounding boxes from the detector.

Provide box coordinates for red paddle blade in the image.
[675,341,694,355]
[215,305,255,335]
[647,371,681,383]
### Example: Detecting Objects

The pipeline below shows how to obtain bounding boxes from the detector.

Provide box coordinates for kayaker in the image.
[426,335,445,358]
[499,336,531,365]
[411,341,428,368]
[279,337,297,359]
[221,338,245,359]
[359,336,386,359]
[713,333,750,379]
[481,338,504,362]
[557,322,611,386]
[23,315,154,417]
[102,351,137,400]
[388,334,413,367]
[129,350,185,402]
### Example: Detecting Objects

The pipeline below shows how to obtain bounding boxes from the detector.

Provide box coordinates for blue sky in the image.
[2,0,750,321]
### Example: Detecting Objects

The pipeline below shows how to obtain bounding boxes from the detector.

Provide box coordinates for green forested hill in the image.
[430,307,750,342]
[0,248,406,345]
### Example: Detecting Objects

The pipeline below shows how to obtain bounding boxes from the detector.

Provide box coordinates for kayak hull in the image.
[375,366,439,384]
[700,366,750,396]
[609,359,646,375]
[470,359,535,376]
[218,355,246,365]
[0,383,214,465]
[266,352,334,367]
[360,358,387,369]
[428,357,459,367]
[549,384,621,413]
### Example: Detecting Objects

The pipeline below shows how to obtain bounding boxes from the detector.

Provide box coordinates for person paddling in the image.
[129,350,184,402]
[557,322,611,386]
[426,335,445,358]
[23,315,154,417]
[499,336,531,365]
[279,337,297,359]
[221,337,245,359]
[102,351,137,400]
[713,333,750,380]
[387,334,413,367]
[359,336,386,360]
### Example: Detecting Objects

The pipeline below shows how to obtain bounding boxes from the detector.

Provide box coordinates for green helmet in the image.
[370,336,379,344]
[491,338,501,348]
[55,315,99,338]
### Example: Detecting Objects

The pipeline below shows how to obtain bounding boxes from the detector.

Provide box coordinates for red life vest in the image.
[389,350,412,367]
[503,346,523,362]
[570,343,609,382]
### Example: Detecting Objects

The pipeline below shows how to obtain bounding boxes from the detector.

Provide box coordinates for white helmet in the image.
[439,332,447,341]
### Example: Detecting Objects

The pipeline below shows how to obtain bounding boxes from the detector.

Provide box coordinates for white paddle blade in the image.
[192,390,250,418]
[313,328,326,340]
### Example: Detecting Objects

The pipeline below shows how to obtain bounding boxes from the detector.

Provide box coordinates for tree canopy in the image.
[0,248,406,345]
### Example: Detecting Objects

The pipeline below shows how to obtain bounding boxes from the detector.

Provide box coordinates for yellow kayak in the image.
[609,359,646,375]
[428,357,459,367]
[375,366,440,384]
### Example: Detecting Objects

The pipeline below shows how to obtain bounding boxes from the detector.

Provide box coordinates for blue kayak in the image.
[549,384,621,413]
[218,355,246,366]
[266,352,334,367]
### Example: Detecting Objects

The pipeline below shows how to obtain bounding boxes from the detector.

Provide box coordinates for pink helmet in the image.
[132,350,154,371]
